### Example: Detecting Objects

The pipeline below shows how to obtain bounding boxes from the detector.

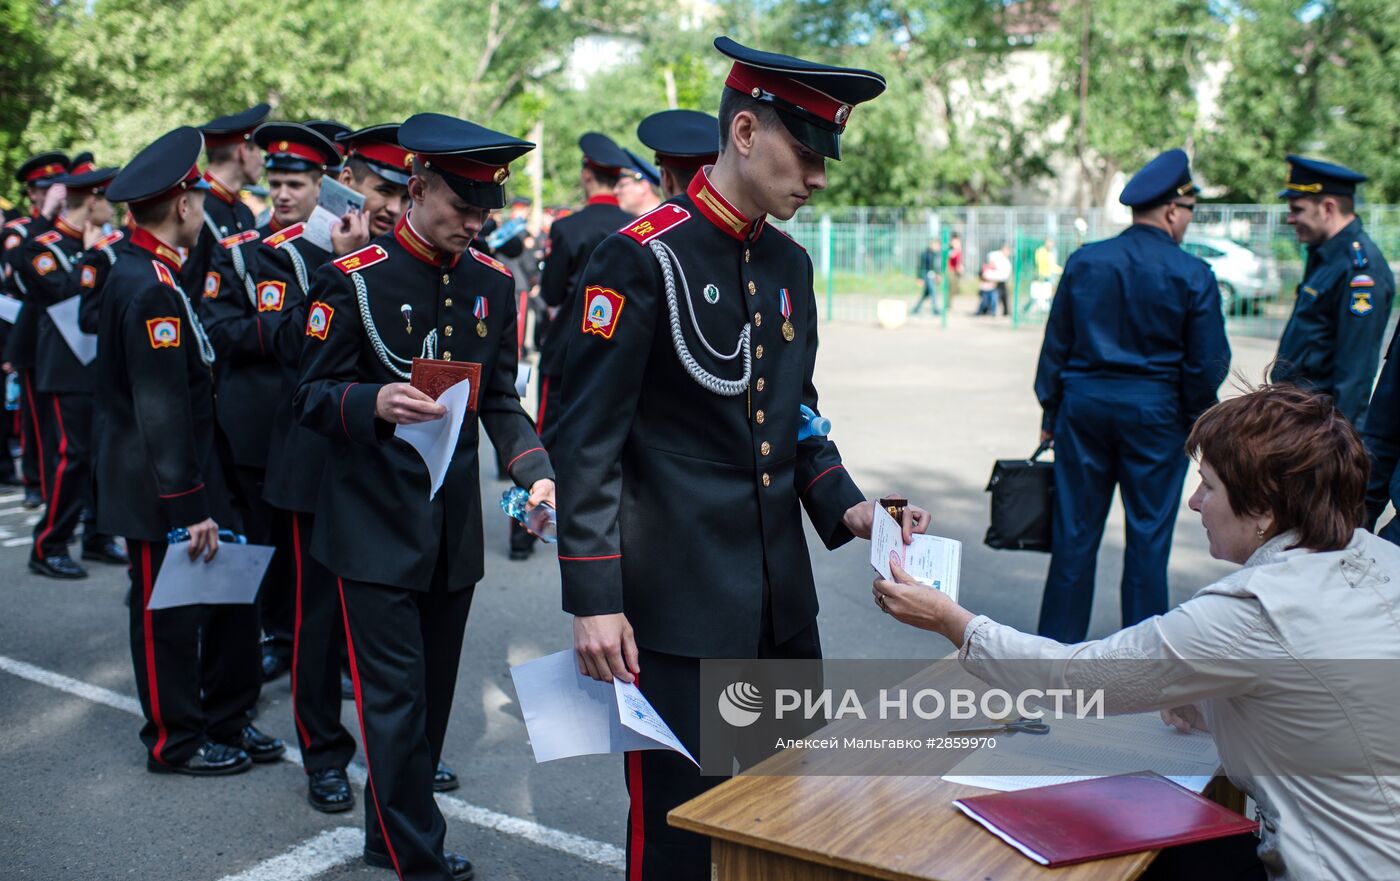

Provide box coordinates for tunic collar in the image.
[52,214,82,241]
[394,212,460,268]
[586,193,620,207]
[129,226,184,271]
[1313,216,1364,261]
[687,165,765,242]
[202,170,239,206]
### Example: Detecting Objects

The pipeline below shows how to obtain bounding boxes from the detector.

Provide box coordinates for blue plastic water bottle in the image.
[4,373,18,412]
[797,404,831,441]
[166,527,247,545]
[500,487,557,543]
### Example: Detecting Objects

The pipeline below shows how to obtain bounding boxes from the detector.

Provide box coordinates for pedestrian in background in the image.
[912,238,942,316]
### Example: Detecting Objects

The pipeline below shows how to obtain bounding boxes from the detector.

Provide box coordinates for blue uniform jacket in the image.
[1363,325,1400,539]
[1034,224,1231,431]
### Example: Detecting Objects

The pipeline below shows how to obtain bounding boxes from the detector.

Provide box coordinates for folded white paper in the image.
[0,295,21,324]
[510,650,697,766]
[393,377,471,500]
[870,501,962,601]
[146,542,275,610]
[46,296,98,365]
[515,363,530,398]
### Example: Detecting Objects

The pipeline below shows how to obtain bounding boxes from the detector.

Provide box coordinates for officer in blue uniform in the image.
[1272,156,1394,427]
[1034,149,1230,642]
[635,108,719,198]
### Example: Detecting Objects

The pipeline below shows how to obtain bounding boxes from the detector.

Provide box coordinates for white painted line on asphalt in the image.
[0,493,22,503]
[0,652,627,871]
[214,826,362,881]
[3,537,27,547]
[0,505,34,516]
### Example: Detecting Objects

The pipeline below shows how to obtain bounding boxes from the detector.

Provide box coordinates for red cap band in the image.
[725,63,851,128]
[69,161,96,176]
[422,154,510,185]
[205,130,253,148]
[352,141,412,171]
[24,163,67,183]
[266,139,326,164]
[132,162,203,206]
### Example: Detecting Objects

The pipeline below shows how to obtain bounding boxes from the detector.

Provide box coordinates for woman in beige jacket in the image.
[874,384,1400,881]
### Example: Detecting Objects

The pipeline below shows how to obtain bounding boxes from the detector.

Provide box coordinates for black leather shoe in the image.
[340,674,355,700]
[307,767,354,813]
[261,648,290,682]
[82,537,129,565]
[28,553,88,579]
[508,544,533,560]
[221,724,286,763]
[148,741,252,776]
[364,848,473,880]
[22,488,43,509]
[433,760,460,792]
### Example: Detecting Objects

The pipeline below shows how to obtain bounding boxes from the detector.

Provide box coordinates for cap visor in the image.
[777,112,841,160]
[441,175,505,210]
[364,160,410,187]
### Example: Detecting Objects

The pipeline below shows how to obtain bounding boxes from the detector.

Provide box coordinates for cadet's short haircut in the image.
[583,164,620,189]
[344,156,372,183]
[206,143,239,164]
[1305,193,1355,216]
[128,196,177,227]
[718,87,780,153]
[411,157,441,188]
[65,189,94,211]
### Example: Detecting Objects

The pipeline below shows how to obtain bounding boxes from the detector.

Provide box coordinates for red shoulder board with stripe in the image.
[469,247,511,277]
[35,230,62,245]
[3,217,30,230]
[767,224,807,253]
[619,204,691,245]
[333,244,388,274]
[262,222,306,250]
[151,260,177,289]
[92,229,124,250]
[220,229,260,249]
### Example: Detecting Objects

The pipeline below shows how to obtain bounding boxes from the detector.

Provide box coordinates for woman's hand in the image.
[842,498,932,542]
[872,556,974,644]
[1160,705,1208,734]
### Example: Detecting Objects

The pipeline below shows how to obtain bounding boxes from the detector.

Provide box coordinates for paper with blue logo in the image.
[870,501,961,602]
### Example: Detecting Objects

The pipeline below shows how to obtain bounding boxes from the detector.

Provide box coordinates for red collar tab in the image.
[53,215,83,240]
[266,139,326,165]
[687,166,764,241]
[469,247,511,277]
[4,216,32,229]
[353,141,412,171]
[725,62,852,129]
[220,229,260,249]
[92,229,125,251]
[203,171,238,205]
[24,163,67,183]
[263,222,305,250]
[586,193,620,207]
[130,226,184,271]
[35,230,62,245]
[619,203,692,245]
[420,153,511,186]
[393,213,460,267]
[333,243,389,274]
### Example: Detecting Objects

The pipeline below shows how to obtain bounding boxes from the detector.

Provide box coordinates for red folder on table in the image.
[952,772,1258,867]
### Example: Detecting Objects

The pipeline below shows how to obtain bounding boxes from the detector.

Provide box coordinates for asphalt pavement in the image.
[0,310,1277,880]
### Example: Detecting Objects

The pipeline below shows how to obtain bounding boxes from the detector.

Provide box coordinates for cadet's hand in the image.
[374,383,446,424]
[1160,705,1207,734]
[574,613,639,684]
[1040,429,1053,447]
[843,498,931,543]
[873,557,972,642]
[332,209,371,256]
[186,518,220,562]
[526,478,555,510]
[40,183,66,219]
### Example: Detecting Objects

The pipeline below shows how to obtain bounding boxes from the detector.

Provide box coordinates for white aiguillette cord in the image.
[352,271,436,380]
[649,239,750,397]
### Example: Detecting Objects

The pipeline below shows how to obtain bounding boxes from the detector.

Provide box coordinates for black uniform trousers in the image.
[339,553,475,881]
[625,615,822,881]
[18,371,49,497]
[284,509,355,772]
[31,392,94,559]
[127,539,263,764]
[229,462,293,658]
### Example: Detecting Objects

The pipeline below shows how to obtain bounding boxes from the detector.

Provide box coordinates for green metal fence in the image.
[772,204,1400,339]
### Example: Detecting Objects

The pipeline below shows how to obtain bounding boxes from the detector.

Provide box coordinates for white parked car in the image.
[1181,235,1281,314]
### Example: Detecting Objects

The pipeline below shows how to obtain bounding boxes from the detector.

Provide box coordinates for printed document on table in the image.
[146,542,275,610]
[302,176,366,253]
[870,501,961,601]
[0,295,21,323]
[510,650,697,766]
[943,711,1219,793]
[394,378,471,500]
[46,296,98,365]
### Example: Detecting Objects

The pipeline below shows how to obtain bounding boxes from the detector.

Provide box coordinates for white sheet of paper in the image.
[46,296,98,365]
[942,711,1219,794]
[302,176,366,252]
[515,363,530,398]
[0,295,21,324]
[393,377,471,500]
[870,502,961,601]
[146,542,275,610]
[510,650,697,766]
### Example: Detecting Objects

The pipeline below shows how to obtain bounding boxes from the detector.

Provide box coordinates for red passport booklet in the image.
[952,772,1258,867]
[410,358,481,410]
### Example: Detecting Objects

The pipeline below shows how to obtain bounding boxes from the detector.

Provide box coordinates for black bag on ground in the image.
[984,441,1054,552]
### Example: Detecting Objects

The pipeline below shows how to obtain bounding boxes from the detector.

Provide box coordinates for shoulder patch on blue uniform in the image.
[1351,290,1375,316]
[1351,274,1374,288]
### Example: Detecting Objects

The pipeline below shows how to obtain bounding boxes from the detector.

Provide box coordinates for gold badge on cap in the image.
[493,167,509,184]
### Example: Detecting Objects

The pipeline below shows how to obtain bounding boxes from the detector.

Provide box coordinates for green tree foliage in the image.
[0,0,57,208]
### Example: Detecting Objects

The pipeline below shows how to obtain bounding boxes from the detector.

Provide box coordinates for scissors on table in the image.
[948,717,1051,736]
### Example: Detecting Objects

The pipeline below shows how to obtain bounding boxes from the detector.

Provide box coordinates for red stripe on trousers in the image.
[290,513,310,750]
[140,542,169,763]
[536,375,550,435]
[21,374,46,498]
[338,577,405,881]
[34,395,68,559]
[627,750,645,881]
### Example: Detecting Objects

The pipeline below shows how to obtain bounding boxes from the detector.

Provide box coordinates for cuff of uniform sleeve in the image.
[800,465,865,551]
[509,447,554,490]
[339,382,389,445]
[560,555,625,616]
[1041,408,1057,433]
[160,485,210,528]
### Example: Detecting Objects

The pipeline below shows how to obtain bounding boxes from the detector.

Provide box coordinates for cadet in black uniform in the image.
[98,127,283,776]
[636,108,719,199]
[294,112,554,881]
[22,163,127,578]
[1272,156,1395,427]
[556,38,927,881]
[334,124,412,238]
[253,122,366,813]
[5,151,69,509]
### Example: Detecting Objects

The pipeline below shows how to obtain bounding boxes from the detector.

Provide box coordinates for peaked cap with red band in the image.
[200,102,271,149]
[636,109,719,173]
[55,165,119,194]
[68,152,96,176]
[107,127,212,206]
[338,123,412,186]
[715,35,886,160]
[254,122,340,173]
[304,120,351,159]
[398,112,534,210]
[578,132,631,177]
[16,152,70,186]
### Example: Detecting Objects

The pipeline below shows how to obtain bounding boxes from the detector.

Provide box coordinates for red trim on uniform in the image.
[586,193,620,207]
[627,750,645,881]
[339,383,358,439]
[352,141,411,171]
[21,374,47,499]
[157,483,204,500]
[140,541,170,764]
[536,375,550,433]
[203,171,238,206]
[802,464,845,496]
[33,396,69,559]
[266,140,326,165]
[52,215,82,240]
[290,513,311,751]
[558,554,622,562]
[423,152,509,184]
[686,166,764,242]
[725,63,851,126]
[129,227,184,271]
[507,447,545,471]
[338,577,406,881]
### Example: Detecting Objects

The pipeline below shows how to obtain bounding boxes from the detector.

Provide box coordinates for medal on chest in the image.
[779,288,795,342]
[474,296,489,337]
